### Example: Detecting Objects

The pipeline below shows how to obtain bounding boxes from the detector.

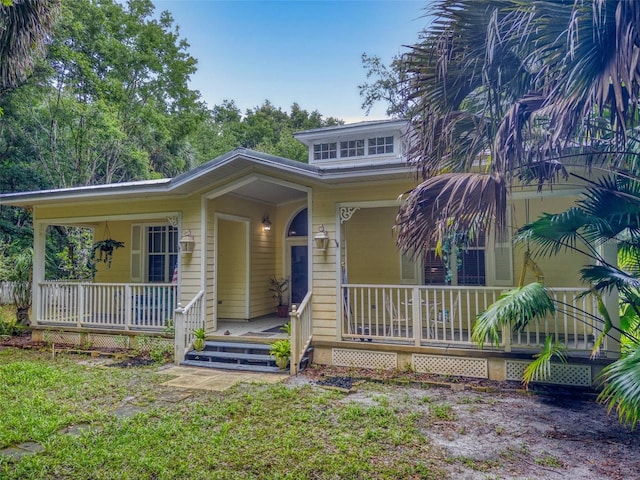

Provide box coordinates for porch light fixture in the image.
[314,224,330,251]
[262,215,272,232]
[179,230,195,254]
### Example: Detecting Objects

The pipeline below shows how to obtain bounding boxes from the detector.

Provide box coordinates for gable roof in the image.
[0,147,412,207]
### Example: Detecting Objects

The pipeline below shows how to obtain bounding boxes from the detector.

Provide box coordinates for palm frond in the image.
[514,208,593,258]
[0,0,61,91]
[395,172,506,254]
[472,282,555,347]
[598,344,640,429]
[522,336,567,389]
[580,264,640,296]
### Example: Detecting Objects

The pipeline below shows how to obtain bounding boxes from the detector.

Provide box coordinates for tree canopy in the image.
[0,0,341,266]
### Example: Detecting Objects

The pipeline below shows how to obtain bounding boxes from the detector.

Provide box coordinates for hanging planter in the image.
[92,222,124,269]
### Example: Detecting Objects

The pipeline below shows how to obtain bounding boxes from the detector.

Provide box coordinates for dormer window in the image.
[313,142,337,160]
[368,136,394,155]
[298,119,406,165]
[340,139,365,157]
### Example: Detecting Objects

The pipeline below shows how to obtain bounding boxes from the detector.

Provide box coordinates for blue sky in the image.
[151,1,427,122]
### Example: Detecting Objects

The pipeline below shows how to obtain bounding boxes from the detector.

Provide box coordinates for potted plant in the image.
[193,327,206,351]
[269,275,289,317]
[269,338,290,369]
[92,238,125,269]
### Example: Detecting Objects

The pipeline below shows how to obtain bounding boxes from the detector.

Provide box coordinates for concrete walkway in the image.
[158,365,288,391]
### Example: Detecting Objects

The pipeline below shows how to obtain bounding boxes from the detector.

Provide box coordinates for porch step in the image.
[182,339,284,374]
[181,359,282,373]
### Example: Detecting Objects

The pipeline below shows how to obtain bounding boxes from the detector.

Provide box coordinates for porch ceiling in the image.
[229,178,306,205]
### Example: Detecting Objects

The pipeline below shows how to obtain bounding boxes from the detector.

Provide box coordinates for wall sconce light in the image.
[314,224,330,251]
[262,215,272,232]
[179,229,195,254]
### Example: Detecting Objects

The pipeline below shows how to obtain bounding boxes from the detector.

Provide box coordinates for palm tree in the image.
[396,0,640,250]
[472,168,640,426]
[0,0,60,94]
[396,0,640,426]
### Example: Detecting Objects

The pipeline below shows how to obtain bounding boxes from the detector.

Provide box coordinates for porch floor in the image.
[210,315,288,339]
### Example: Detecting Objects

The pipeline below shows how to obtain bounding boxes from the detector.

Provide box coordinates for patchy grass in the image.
[0,349,447,479]
[0,349,167,449]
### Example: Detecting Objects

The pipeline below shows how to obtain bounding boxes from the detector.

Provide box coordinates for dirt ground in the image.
[4,334,639,479]
[296,366,640,480]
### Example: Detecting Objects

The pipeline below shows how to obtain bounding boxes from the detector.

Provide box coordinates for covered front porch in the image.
[341,284,605,354]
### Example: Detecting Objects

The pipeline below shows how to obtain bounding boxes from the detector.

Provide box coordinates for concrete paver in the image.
[158,366,287,391]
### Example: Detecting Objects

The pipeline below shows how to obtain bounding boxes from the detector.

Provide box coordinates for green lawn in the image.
[0,349,446,479]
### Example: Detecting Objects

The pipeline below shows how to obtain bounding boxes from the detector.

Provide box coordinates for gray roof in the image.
[0,147,411,207]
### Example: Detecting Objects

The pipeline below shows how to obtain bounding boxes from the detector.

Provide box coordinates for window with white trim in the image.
[147,226,178,282]
[420,233,486,286]
[313,142,337,160]
[340,139,365,157]
[131,224,178,283]
[457,232,486,286]
[368,136,394,155]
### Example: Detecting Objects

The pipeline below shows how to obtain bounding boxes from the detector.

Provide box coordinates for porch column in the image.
[600,240,620,357]
[32,221,47,326]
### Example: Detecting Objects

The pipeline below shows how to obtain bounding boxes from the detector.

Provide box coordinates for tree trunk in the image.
[16,306,30,326]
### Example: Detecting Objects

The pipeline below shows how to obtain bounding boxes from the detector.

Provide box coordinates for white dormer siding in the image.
[294,119,408,167]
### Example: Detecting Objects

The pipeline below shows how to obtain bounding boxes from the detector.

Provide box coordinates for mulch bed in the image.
[0,332,45,349]
[303,364,599,399]
[106,358,157,368]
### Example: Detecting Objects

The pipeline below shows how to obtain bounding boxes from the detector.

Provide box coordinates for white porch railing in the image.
[174,290,205,364]
[37,282,177,331]
[511,288,604,351]
[290,291,312,375]
[342,284,601,353]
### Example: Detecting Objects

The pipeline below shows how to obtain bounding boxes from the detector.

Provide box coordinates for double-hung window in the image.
[147,226,178,283]
[418,233,486,286]
[131,224,178,283]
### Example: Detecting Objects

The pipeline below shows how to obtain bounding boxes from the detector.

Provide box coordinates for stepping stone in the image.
[111,405,147,419]
[0,442,45,461]
[58,424,94,437]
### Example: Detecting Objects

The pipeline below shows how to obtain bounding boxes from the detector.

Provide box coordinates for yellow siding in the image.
[345,207,399,284]
[92,221,131,283]
[511,195,585,287]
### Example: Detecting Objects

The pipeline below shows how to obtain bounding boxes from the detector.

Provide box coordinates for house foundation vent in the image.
[332,348,397,370]
[505,360,592,387]
[413,354,488,379]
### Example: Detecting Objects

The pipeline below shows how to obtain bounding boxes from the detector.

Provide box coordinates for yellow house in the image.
[0,119,618,384]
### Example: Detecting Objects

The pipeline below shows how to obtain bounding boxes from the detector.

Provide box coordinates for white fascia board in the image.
[170,151,320,191]
[318,164,413,182]
[0,179,171,206]
[294,119,408,146]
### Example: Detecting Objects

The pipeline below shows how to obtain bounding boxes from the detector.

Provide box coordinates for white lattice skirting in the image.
[35,331,172,353]
[41,331,82,346]
[413,354,489,379]
[332,348,398,370]
[505,360,592,387]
